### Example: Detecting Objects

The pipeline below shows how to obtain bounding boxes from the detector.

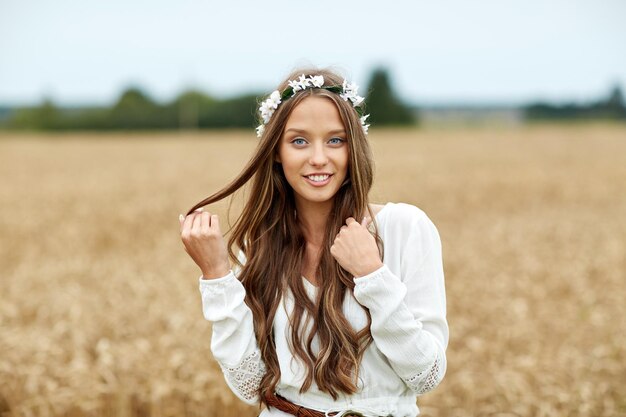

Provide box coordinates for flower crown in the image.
[256,74,370,138]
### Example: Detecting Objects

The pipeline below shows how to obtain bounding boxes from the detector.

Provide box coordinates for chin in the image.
[296,189,340,205]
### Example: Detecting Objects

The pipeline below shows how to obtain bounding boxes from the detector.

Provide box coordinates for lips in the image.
[303,173,333,186]
[306,174,330,182]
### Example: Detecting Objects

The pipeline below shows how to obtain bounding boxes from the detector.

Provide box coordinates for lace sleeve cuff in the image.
[352,264,446,394]
[402,344,446,395]
[219,350,266,404]
[197,271,266,405]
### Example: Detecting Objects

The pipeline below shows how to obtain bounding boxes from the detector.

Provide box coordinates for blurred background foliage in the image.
[0,67,624,132]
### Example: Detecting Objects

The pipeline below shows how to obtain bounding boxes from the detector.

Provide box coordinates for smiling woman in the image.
[278,96,349,212]
[178,68,448,417]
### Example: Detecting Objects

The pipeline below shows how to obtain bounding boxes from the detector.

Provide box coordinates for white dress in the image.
[198,202,448,417]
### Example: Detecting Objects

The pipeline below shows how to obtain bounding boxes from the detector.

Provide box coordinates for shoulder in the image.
[368,203,387,218]
[379,202,441,248]
[382,202,430,227]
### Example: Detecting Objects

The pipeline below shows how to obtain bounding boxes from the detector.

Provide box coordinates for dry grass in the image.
[0,124,625,417]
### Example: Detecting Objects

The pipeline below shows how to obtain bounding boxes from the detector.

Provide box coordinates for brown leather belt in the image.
[263,392,365,417]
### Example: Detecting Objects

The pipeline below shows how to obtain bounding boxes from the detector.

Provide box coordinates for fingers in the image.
[344,216,370,228]
[211,214,220,232]
[192,211,203,233]
[180,208,222,236]
[180,207,205,234]
[330,242,339,257]
[200,211,211,233]
[181,212,197,235]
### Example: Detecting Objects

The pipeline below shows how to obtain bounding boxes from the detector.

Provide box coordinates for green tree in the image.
[603,84,626,119]
[364,68,415,126]
[109,87,164,129]
[168,90,217,129]
[7,98,62,130]
[606,84,624,109]
[199,93,259,128]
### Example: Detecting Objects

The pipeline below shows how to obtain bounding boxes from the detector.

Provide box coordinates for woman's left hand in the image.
[331,217,383,277]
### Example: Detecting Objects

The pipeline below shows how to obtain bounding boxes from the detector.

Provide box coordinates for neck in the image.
[295,199,333,246]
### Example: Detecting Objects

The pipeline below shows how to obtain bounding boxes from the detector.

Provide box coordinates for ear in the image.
[274,153,281,163]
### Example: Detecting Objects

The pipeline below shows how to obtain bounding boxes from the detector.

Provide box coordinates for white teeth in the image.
[307,174,330,182]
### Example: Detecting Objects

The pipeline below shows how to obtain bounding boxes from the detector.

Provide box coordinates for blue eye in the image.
[292,138,307,145]
[329,137,345,145]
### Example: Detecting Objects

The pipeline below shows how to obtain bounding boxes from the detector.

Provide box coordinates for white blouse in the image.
[198,202,448,417]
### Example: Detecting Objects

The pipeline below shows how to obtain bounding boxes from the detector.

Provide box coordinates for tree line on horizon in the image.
[0,68,413,131]
[525,85,625,121]
[0,69,624,131]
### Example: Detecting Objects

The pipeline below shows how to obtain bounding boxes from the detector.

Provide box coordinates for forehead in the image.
[284,96,345,131]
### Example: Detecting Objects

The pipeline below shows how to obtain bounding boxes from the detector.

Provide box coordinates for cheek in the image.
[278,151,299,181]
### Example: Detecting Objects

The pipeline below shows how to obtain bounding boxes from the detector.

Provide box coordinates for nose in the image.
[308,142,329,166]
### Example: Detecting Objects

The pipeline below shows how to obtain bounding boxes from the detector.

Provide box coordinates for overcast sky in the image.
[1,0,625,106]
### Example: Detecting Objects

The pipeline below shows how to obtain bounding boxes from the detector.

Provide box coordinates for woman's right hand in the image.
[179,209,231,279]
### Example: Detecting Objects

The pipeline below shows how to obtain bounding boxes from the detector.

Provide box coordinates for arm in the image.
[352,209,448,395]
[180,210,266,404]
[198,268,266,405]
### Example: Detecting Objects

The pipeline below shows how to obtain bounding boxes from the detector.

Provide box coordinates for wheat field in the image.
[1,124,625,417]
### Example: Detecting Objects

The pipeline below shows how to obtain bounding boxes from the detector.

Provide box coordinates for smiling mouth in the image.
[304,174,332,182]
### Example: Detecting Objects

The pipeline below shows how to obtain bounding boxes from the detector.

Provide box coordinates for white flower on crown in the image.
[256,74,369,138]
[352,95,365,107]
[340,79,365,107]
[361,114,370,135]
[288,74,312,93]
[342,79,359,96]
[310,75,324,88]
[267,90,281,108]
[259,103,273,124]
[259,90,281,123]
[287,79,301,92]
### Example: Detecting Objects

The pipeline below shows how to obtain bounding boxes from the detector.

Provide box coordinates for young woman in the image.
[179,68,448,417]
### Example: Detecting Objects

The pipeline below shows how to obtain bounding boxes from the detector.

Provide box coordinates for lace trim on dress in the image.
[403,348,444,395]
[219,350,266,403]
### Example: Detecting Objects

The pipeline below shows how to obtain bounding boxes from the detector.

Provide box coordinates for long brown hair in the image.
[186,67,381,401]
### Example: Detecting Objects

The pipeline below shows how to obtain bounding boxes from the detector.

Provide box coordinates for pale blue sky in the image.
[1,0,625,106]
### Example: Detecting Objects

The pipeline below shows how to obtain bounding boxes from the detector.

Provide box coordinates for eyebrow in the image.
[285,128,346,134]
